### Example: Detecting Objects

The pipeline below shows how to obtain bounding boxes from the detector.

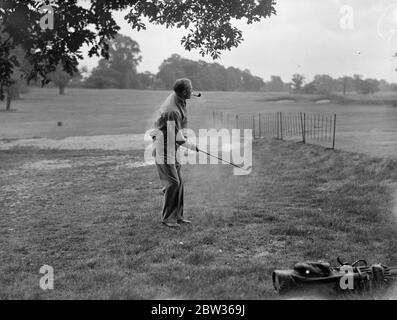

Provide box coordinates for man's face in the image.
[184,82,193,99]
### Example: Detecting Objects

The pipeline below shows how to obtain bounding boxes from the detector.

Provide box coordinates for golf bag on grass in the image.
[272,258,397,295]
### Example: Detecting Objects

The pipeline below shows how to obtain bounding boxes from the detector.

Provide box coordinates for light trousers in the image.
[156,162,184,222]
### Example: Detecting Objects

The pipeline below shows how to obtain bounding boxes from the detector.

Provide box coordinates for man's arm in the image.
[168,111,198,152]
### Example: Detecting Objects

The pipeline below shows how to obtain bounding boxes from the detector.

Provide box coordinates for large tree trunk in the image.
[59,85,65,95]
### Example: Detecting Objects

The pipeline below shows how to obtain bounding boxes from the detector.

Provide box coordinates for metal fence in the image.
[210,111,337,149]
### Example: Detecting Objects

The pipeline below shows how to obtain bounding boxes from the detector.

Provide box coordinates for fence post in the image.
[300,112,306,144]
[332,114,336,149]
[280,112,283,140]
[276,112,279,139]
[252,114,255,139]
[258,113,261,138]
[235,114,239,130]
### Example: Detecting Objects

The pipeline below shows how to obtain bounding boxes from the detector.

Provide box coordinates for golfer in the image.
[150,78,199,228]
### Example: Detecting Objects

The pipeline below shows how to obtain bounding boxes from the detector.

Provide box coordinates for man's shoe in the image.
[162,222,181,228]
[177,219,191,225]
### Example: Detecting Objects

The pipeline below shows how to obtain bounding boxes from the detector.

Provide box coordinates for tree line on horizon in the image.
[4,34,397,111]
[65,35,395,96]
[22,34,266,93]
[80,35,265,92]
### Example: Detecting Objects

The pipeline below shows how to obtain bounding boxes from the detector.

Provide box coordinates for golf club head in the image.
[234,164,252,175]
[241,165,252,172]
[243,165,252,171]
[193,93,202,98]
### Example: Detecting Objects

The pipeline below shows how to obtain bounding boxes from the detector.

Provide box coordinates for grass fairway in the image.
[2,88,397,158]
[1,139,397,299]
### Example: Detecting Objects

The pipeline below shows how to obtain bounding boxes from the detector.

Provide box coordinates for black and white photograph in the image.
[1,0,397,308]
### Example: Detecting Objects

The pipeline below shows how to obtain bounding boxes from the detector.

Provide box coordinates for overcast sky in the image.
[80,0,397,83]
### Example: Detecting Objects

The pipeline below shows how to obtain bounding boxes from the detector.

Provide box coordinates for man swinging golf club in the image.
[150,78,199,228]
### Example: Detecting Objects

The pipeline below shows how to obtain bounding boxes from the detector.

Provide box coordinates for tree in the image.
[379,79,392,92]
[241,69,264,91]
[303,82,317,94]
[156,54,186,89]
[48,65,88,93]
[361,79,380,95]
[85,34,142,89]
[353,74,365,94]
[266,76,285,92]
[225,67,243,91]
[0,0,277,100]
[2,79,29,111]
[291,74,305,93]
[69,66,88,88]
[48,64,72,95]
[312,74,338,94]
[137,71,155,89]
[0,44,30,110]
[336,76,355,95]
[353,75,380,95]
[1,28,17,110]
[155,54,265,91]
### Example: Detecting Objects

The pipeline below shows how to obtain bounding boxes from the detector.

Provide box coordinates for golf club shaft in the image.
[197,148,245,170]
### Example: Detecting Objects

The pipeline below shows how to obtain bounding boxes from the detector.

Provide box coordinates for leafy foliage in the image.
[136,71,156,89]
[125,0,276,59]
[0,0,276,99]
[312,74,338,94]
[0,41,30,106]
[48,64,87,94]
[155,54,265,91]
[266,75,289,92]
[85,34,142,89]
[291,74,305,92]
[0,29,18,100]
[85,52,265,91]
[301,75,382,95]
[353,75,380,95]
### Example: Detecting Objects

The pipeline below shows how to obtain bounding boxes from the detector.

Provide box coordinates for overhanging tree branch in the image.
[0,0,277,99]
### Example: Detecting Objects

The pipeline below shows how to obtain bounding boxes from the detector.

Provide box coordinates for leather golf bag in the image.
[272,258,396,295]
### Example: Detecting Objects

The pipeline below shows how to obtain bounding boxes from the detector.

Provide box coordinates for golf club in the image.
[193,93,202,97]
[197,148,251,171]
